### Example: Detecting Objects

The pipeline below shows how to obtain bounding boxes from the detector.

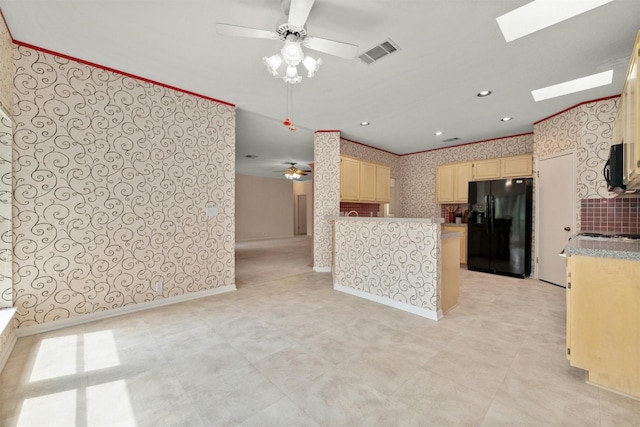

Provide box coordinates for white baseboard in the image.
[334,284,442,321]
[15,284,237,337]
[313,266,332,273]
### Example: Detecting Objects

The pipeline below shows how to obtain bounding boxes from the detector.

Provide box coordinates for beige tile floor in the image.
[2,237,640,426]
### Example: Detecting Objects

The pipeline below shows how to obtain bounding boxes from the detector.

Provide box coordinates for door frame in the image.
[534,150,576,281]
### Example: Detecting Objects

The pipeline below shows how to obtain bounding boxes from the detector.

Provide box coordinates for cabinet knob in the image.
[564,226,571,231]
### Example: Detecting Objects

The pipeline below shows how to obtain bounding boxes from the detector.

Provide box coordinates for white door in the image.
[536,152,575,287]
[297,194,307,235]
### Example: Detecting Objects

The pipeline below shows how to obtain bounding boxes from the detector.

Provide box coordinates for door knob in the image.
[564,226,571,231]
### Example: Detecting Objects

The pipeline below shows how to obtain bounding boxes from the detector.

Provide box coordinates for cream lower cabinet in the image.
[443,225,467,264]
[566,255,640,400]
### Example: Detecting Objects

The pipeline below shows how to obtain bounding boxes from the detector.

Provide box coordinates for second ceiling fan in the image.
[216,0,358,83]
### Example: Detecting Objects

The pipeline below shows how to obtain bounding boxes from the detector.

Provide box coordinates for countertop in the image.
[565,236,640,261]
[327,216,443,224]
[442,223,468,228]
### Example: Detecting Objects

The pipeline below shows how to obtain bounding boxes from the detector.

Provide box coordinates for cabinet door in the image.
[568,255,640,398]
[459,228,467,264]
[436,164,455,203]
[472,159,501,180]
[454,163,473,202]
[625,36,640,188]
[375,164,391,202]
[359,161,376,201]
[340,157,360,201]
[501,154,533,178]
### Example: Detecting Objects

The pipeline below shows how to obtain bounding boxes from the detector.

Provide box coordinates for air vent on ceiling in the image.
[244,155,259,159]
[442,137,460,143]
[358,39,400,64]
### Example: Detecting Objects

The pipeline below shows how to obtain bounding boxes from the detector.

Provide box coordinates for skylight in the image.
[496,0,615,43]
[531,70,614,102]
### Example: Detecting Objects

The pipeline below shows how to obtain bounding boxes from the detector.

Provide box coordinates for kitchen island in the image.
[564,236,640,400]
[329,216,460,321]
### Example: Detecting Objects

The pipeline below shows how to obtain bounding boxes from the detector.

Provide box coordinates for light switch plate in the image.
[207,206,218,217]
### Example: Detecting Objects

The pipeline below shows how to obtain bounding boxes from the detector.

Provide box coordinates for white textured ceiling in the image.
[1,0,638,181]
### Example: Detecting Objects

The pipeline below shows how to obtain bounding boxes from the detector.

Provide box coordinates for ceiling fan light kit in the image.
[218,0,357,85]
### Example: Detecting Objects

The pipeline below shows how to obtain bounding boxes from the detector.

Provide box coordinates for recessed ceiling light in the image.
[496,0,614,43]
[531,70,614,102]
[501,117,513,122]
[360,121,370,126]
[434,131,444,136]
[477,90,492,97]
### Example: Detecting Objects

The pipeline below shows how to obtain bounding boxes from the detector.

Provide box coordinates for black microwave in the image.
[604,143,626,194]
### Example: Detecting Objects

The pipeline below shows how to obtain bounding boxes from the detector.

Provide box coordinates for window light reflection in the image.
[29,335,77,382]
[18,390,77,427]
[87,380,137,427]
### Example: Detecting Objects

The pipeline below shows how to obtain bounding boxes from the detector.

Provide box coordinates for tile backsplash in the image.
[580,197,640,234]
[440,203,469,223]
[340,202,381,217]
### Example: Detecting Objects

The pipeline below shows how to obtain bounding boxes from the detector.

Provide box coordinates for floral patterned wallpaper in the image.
[313,131,340,270]
[397,134,534,218]
[0,16,12,116]
[340,138,401,179]
[12,46,236,328]
[0,113,11,308]
[333,219,439,315]
[533,97,620,230]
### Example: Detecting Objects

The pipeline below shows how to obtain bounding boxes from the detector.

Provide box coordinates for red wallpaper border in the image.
[13,40,236,108]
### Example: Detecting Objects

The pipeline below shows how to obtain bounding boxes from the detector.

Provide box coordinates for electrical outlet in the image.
[154,281,163,292]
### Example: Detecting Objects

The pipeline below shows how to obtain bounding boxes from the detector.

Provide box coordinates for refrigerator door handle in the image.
[485,195,490,231]
[490,195,495,231]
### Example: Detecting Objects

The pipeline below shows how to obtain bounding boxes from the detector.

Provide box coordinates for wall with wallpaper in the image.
[313,131,340,270]
[533,97,638,232]
[397,134,534,218]
[340,138,401,178]
[12,46,236,328]
[0,17,13,366]
[0,17,12,116]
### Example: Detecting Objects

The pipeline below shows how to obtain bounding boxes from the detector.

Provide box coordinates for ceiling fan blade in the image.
[304,37,359,59]
[216,23,278,40]
[288,0,315,28]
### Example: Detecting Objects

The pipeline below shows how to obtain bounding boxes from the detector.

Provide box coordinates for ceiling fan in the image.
[274,162,312,180]
[216,0,359,83]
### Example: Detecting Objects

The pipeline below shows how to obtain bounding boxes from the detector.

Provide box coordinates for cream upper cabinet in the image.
[340,156,360,201]
[501,154,533,178]
[340,156,391,203]
[436,164,455,203]
[472,159,501,180]
[375,164,391,202]
[437,162,474,203]
[454,163,473,202]
[471,154,533,181]
[621,31,640,189]
[359,161,376,201]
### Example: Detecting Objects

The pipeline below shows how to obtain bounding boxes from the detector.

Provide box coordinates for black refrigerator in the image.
[467,178,533,278]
